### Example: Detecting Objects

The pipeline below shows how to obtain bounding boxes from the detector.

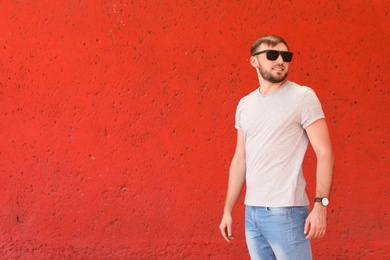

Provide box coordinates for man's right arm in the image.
[219,130,246,242]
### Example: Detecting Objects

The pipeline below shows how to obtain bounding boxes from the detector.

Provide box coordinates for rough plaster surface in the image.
[0,0,388,259]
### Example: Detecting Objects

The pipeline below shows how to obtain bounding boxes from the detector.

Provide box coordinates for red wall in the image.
[0,0,388,259]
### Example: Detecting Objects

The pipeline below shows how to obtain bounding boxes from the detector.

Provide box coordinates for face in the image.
[251,43,290,83]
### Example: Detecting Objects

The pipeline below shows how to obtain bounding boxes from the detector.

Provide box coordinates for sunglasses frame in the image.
[253,50,294,62]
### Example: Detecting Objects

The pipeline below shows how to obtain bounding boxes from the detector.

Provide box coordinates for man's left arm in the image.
[304,118,334,239]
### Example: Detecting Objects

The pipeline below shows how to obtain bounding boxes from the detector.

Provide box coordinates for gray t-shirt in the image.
[235,81,324,207]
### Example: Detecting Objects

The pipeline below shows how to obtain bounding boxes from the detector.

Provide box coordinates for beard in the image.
[258,63,288,83]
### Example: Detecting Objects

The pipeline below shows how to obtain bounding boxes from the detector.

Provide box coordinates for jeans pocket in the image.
[298,206,310,219]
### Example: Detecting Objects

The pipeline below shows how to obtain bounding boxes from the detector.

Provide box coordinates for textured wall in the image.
[0,0,388,259]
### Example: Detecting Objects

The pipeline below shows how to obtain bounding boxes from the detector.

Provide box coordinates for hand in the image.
[219,213,234,242]
[304,205,327,239]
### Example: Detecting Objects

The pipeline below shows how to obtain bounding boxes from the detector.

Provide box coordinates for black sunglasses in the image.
[253,50,294,62]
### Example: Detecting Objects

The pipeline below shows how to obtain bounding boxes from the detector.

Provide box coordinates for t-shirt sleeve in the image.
[301,89,325,128]
[235,100,243,130]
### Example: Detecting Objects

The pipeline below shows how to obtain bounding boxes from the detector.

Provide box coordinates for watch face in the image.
[322,198,329,206]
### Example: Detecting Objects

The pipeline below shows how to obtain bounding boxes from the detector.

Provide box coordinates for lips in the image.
[272,66,284,71]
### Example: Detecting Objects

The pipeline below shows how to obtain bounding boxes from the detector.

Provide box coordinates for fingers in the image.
[304,219,309,235]
[305,222,326,239]
[305,209,327,239]
[227,225,234,241]
[219,222,234,242]
[306,228,326,239]
[219,225,232,242]
[219,214,234,242]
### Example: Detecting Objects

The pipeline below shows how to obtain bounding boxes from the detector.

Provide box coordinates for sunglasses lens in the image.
[266,51,279,61]
[281,52,293,62]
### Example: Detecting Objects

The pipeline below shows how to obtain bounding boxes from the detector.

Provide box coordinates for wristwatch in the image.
[314,197,329,206]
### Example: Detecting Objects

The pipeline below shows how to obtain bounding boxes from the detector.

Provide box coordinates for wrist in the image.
[223,205,234,215]
[313,202,327,209]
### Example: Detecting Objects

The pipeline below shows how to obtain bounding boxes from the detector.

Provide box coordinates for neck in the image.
[258,79,286,94]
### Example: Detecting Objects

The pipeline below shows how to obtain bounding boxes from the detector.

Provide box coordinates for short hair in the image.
[250,35,289,56]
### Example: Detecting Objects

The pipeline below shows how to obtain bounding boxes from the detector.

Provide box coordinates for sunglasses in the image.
[253,50,294,62]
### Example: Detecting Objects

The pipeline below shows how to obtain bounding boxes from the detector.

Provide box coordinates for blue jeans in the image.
[245,205,312,260]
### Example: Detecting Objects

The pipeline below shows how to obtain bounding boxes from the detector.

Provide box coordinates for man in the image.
[219,35,334,260]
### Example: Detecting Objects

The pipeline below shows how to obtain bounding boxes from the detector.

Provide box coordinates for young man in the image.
[219,35,334,259]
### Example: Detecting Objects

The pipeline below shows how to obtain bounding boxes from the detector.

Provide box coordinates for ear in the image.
[250,56,258,68]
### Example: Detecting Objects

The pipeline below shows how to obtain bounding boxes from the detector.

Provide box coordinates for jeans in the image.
[245,205,312,260]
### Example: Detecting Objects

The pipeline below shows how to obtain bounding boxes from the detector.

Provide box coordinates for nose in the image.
[275,54,284,63]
